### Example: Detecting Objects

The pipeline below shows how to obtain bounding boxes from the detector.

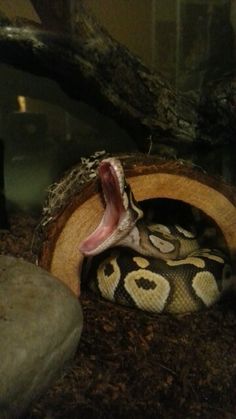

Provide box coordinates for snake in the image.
[79,158,233,314]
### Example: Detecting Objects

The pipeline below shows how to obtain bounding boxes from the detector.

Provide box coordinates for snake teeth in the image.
[80,157,144,256]
[101,158,125,194]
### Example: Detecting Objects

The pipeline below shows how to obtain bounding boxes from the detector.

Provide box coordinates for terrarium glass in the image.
[0,0,235,215]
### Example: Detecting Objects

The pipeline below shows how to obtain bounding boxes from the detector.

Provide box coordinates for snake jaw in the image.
[79,158,141,256]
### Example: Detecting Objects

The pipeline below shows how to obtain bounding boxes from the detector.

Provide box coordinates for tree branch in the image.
[0,5,234,151]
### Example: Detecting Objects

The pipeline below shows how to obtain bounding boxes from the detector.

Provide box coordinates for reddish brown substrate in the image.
[1,213,236,418]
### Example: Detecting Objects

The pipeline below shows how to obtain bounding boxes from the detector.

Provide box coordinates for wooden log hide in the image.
[36,155,236,296]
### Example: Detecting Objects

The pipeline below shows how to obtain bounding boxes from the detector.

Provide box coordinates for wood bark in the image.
[0,5,235,151]
[36,155,236,296]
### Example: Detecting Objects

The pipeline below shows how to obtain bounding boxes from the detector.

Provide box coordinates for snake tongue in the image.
[79,161,125,256]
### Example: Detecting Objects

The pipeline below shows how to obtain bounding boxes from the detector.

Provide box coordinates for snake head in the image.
[79,158,143,256]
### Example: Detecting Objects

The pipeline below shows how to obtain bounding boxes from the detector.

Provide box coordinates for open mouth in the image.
[79,159,125,255]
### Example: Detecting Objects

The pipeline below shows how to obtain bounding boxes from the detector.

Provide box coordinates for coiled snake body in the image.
[80,158,232,314]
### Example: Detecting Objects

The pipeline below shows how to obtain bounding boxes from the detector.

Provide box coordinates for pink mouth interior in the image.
[79,161,124,255]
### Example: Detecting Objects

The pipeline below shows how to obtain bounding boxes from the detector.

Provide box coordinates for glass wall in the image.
[0,0,235,213]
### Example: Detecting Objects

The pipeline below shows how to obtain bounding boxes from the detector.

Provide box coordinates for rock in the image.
[0,255,83,418]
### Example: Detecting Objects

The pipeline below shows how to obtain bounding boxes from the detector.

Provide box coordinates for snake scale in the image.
[80,158,232,314]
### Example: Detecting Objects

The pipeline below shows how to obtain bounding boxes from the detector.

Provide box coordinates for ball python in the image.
[80,158,232,314]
